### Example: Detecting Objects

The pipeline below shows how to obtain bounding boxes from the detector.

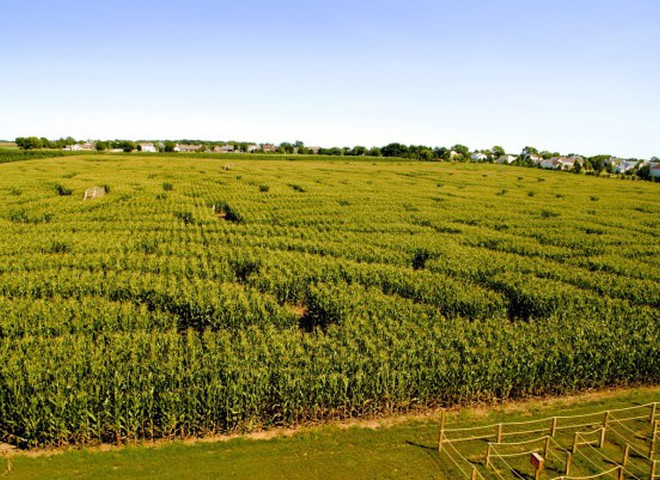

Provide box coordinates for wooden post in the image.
[544,436,551,457]
[603,411,610,429]
[651,460,658,479]
[651,402,657,425]
[531,453,544,480]
[650,420,658,459]
[471,465,478,480]
[550,417,558,437]
[438,410,446,453]
[622,444,630,467]
[565,452,572,476]
[486,444,492,468]
[572,432,579,453]
[599,426,607,449]
[617,465,624,480]
[496,423,503,443]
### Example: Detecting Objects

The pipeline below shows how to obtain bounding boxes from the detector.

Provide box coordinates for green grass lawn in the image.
[5,386,658,480]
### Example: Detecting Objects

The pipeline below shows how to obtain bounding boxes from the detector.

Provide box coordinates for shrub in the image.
[162,183,174,191]
[55,184,72,196]
[259,184,270,192]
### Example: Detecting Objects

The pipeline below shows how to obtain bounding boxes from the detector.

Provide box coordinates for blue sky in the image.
[2,0,659,158]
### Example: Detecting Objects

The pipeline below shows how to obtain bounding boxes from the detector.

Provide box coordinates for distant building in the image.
[495,154,517,164]
[528,154,543,165]
[247,144,260,152]
[307,146,321,154]
[139,143,157,153]
[261,143,276,153]
[213,145,235,153]
[64,142,95,151]
[540,158,562,169]
[175,144,201,153]
[471,152,488,162]
[650,163,660,179]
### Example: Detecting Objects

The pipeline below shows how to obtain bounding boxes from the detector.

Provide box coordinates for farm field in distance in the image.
[0,152,658,452]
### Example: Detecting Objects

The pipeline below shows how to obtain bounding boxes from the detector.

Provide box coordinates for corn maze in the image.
[0,154,658,449]
[439,402,660,479]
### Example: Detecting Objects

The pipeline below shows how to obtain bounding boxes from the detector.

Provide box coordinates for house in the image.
[650,163,660,179]
[540,158,562,169]
[175,144,201,153]
[495,154,517,164]
[139,143,157,153]
[471,152,488,162]
[213,145,235,153]
[613,160,637,173]
[64,142,95,151]
[307,146,320,154]
[529,154,543,165]
[247,144,260,153]
[261,143,276,153]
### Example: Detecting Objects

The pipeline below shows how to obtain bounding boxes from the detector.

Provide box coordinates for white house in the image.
[471,152,488,162]
[139,143,157,153]
[529,154,543,165]
[247,144,260,153]
[613,160,638,174]
[540,158,562,169]
[495,154,517,164]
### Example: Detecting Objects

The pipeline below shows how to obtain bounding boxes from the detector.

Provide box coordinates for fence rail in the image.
[437,401,659,480]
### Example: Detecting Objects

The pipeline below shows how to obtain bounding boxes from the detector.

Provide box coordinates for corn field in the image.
[0,154,658,448]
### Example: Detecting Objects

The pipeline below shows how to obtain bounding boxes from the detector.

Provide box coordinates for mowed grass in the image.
[4,387,658,480]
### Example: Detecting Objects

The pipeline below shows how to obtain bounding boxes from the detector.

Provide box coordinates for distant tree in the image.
[418,148,435,161]
[163,141,177,152]
[15,136,42,150]
[381,143,409,158]
[350,146,367,156]
[491,145,505,158]
[279,142,294,154]
[116,140,136,152]
[520,146,539,159]
[572,162,583,174]
[298,146,309,155]
[539,150,553,159]
[434,147,450,161]
[451,144,469,155]
[636,164,651,180]
[95,141,108,151]
[367,146,381,157]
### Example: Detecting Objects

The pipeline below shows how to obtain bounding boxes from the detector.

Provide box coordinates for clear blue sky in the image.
[2,0,659,158]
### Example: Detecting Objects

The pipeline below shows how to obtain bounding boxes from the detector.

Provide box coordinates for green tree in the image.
[367,147,381,157]
[381,143,409,158]
[491,146,505,158]
[15,136,42,150]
